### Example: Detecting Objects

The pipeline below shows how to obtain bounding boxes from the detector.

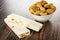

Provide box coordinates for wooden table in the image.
[0,0,60,40]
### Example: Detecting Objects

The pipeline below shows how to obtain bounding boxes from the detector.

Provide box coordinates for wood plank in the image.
[0,0,60,40]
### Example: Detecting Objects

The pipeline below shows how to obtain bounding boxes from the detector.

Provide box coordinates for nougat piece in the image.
[6,14,43,32]
[4,17,30,38]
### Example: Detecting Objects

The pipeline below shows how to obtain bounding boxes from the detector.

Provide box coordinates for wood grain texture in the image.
[0,0,60,40]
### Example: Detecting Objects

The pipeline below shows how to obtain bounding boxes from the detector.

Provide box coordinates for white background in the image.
[5,0,60,20]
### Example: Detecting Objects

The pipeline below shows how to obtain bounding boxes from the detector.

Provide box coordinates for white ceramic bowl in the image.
[31,14,53,22]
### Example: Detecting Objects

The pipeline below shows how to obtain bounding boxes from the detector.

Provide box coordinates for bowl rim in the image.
[30,13,53,17]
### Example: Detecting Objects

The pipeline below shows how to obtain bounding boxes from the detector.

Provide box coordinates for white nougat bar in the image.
[4,18,30,38]
[7,14,43,32]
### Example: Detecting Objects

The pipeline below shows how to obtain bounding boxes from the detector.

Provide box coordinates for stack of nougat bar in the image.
[4,14,43,38]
